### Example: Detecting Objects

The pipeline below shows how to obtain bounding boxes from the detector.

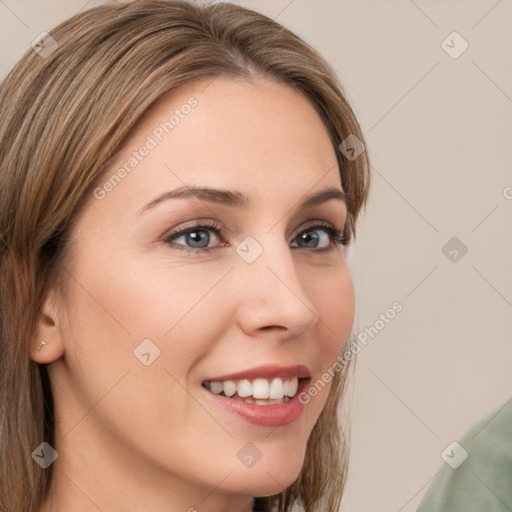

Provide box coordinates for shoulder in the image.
[416,398,512,512]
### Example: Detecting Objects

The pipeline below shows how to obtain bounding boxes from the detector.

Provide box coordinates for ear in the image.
[30,288,65,364]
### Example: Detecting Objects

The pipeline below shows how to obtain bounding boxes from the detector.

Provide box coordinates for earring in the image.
[37,341,47,350]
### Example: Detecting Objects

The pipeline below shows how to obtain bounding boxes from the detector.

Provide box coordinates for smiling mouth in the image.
[202,377,305,406]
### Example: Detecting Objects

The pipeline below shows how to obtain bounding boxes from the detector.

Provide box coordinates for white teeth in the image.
[282,379,289,396]
[252,379,270,399]
[255,398,286,406]
[223,380,237,397]
[269,378,285,399]
[204,376,301,401]
[209,381,224,394]
[287,377,298,397]
[237,379,252,398]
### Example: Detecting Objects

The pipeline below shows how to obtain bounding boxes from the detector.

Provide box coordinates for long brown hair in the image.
[0,1,370,510]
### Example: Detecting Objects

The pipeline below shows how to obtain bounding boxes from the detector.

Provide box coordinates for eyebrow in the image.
[139,185,346,215]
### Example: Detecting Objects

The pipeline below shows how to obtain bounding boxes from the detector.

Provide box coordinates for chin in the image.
[224,469,302,498]
[220,444,307,497]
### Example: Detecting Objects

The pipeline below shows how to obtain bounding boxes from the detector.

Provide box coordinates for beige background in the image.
[1,1,511,510]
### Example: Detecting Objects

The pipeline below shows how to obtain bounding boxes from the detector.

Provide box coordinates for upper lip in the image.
[204,364,311,382]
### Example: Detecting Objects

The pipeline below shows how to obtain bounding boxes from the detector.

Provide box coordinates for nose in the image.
[235,237,320,341]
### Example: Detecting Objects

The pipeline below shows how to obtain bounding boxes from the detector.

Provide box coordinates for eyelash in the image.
[163,220,347,255]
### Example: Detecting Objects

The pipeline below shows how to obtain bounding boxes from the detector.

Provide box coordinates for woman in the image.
[0,1,370,511]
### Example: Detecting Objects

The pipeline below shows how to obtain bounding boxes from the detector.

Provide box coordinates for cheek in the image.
[89,253,232,340]
[61,249,233,396]
[306,261,355,354]
[300,263,354,411]
[57,256,235,475]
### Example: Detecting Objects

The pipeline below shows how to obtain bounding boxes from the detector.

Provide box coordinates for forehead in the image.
[92,77,342,214]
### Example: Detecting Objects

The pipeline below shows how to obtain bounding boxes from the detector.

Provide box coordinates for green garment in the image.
[417,398,512,512]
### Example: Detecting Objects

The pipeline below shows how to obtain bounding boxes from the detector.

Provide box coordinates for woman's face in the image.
[42,77,355,510]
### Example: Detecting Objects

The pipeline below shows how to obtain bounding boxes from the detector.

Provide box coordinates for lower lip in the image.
[203,379,310,428]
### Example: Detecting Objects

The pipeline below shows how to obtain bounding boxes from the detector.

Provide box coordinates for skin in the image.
[31,77,355,512]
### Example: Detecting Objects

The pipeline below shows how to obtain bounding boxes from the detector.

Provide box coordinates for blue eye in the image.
[164,222,223,251]
[290,224,344,250]
[163,221,345,254]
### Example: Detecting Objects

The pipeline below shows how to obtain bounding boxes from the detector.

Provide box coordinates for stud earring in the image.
[37,341,47,350]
